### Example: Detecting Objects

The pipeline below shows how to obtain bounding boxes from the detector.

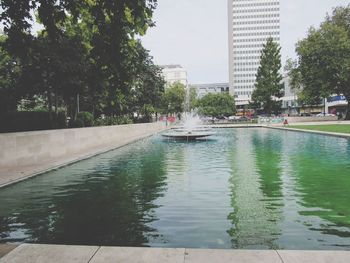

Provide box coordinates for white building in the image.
[160,65,188,87]
[191,83,230,98]
[280,76,299,115]
[228,0,280,106]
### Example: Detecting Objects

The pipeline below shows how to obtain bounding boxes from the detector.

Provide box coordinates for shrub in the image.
[0,111,67,133]
[77,112,94,127]
[94,116,133,126]
[70,118,84,128]
[53,111,68,129]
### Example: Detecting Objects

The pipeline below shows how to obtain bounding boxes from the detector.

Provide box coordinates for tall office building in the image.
[228,0,280,106]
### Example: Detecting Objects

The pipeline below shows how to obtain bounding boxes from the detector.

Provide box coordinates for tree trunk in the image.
[47,89,53,128]
[55,91,58,115]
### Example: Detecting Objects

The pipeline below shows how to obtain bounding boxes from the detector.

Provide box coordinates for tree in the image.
[188,86,198,111]
[0,35,20,114]
[197,93,236,117]
[0,0,163,126]
[129,42,165,122]
[295,6,350,119]
[284,58,322,110]
[251,37,283,116]
[161,82,186,117]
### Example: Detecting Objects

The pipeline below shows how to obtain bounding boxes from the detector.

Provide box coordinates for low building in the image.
[160,65,188,87]
[326,95,348,116]
[191,83,230,98]
[280,76,299,115]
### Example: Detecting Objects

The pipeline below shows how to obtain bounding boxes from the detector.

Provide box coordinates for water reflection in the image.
[227,129,283,249]
[0,129,350,249]
[0,139,167,246]
[289,134,350,240]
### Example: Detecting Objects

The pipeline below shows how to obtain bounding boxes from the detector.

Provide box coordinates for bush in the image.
[69,111,94,128]
[77,112,94,127]
[70,118,84,128]
[94,116,133,126]
[0,111,67,133]
[54,111,68,129]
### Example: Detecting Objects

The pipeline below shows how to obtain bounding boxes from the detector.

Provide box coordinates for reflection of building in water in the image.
[152,139,233,248]
[227,129,283,249]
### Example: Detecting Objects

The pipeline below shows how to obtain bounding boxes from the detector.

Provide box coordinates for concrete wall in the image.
[0,122,165,187]
[285,116,338,123]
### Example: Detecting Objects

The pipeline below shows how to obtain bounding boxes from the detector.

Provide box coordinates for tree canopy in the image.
[0,0,165,129]
[251,37,283,116]
[197,93,236,117]
[161,82,186,117]
[293,5,350,119]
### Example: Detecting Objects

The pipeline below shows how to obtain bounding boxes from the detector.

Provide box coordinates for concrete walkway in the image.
[1,244,350,263]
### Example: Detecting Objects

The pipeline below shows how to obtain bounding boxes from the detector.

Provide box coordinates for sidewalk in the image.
[1,244,350,263]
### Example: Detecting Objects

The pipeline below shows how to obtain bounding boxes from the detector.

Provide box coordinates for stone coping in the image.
[267,126,350,139]
[1,244,350,263]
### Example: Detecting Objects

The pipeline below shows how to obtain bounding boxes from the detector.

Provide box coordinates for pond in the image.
[0,128,350,250]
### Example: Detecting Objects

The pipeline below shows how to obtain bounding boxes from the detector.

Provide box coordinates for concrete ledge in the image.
[0,123,166,188]
[1,244,350,263]
[0,244,17,259]
[90,247,185,263]
[284,116,338,123]
[0,244,99,263]
[267,126,350,139]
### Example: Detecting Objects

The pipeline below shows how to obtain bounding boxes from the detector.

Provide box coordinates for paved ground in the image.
[0,244,17,259]
[1,244,350,263]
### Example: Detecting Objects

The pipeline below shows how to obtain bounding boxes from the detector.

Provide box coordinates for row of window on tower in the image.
[233,25,279,31]
[233,19,279,25]
[233,49,263,54]
[233,43,265,49]
[233,1,279,9]
[233,37,279,43]
[234,61,261,66]
[233,13,279,19]
[232,7,279,14]
[233,67,259,72]
[235,91,253,96]
[234,79,256,83]
[233,31,279,37]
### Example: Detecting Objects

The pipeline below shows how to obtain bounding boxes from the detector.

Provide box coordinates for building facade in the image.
[160,65,188,87]
[228,0,280,106]
[191,83,230,98]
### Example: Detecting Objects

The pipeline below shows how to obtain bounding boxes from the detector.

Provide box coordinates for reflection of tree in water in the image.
[253,132,284,213]
[227,130,283,249]
[290,136,350,237]
[0,142,167,246]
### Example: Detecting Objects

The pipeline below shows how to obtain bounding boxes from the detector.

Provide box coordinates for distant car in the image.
[316,113,336,117]
[239,116,249,121]
[228,116,241,120]
[216,116,228,120]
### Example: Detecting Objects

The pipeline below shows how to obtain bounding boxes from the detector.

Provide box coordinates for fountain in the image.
[162,86,215,141]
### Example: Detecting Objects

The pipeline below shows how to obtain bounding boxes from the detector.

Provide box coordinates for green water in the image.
[0,128,350,250]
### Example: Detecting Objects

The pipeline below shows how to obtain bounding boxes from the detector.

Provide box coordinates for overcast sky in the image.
[141,0,350,84]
